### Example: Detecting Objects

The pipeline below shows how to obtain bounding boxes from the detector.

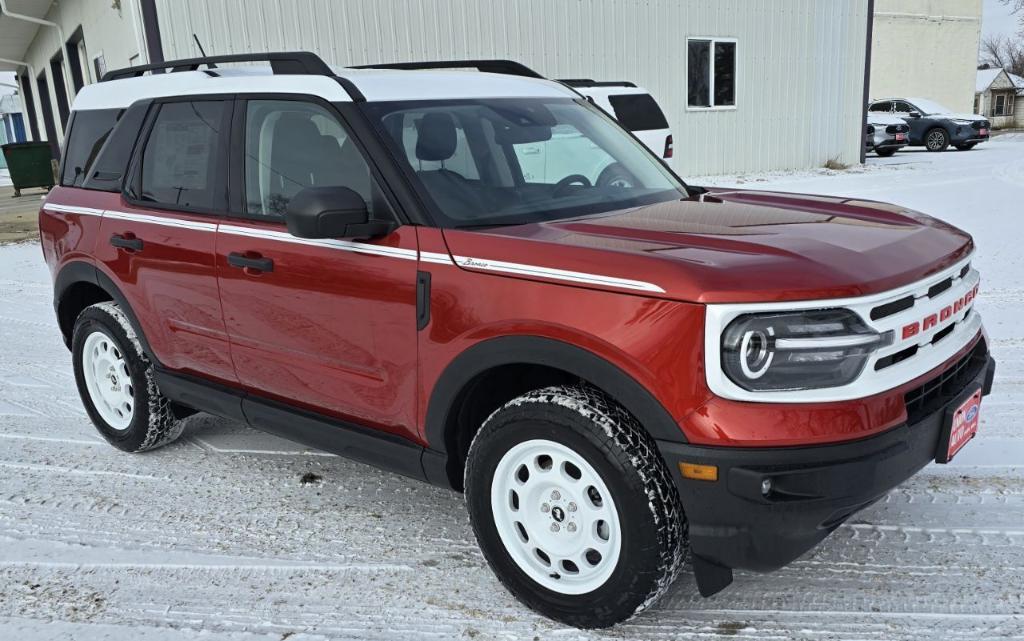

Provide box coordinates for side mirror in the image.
[908,111,921,119]
[285,186,395,240]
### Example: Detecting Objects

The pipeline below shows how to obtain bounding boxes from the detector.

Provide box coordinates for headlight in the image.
[721,309,892,391]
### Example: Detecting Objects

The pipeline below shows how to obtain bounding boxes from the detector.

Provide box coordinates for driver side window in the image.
[243,99,377,219]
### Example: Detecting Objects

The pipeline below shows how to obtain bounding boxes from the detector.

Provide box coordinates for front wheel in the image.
[875,147,898,157]
[72,302,183,452]
[464,385,687,628]
[925,128,950,151]
[954,142,977,151]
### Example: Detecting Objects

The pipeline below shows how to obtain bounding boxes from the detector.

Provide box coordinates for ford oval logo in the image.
[966,405,979,422]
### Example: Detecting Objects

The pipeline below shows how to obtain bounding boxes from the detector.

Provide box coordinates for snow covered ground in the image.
[1,136,1023,640]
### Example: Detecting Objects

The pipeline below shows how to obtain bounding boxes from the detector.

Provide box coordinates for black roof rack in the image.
[350,59,544,79]
[557,79,638,88]
[100,51,333,82]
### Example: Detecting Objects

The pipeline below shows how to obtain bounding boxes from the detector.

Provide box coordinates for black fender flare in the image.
[53,260,157,360]
[422,335,688,486]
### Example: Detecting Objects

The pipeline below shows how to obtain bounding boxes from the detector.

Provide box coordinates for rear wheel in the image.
[925,128,949,151]
[72,302,183,452]
[464,385,687,628]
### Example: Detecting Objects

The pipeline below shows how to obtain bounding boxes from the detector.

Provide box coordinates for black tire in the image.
[954,143,977,151]
[596,163,640,188]
[72,302,183,452]
[925,128,949,152]
[464,385,687,628]
[875,147,898,157]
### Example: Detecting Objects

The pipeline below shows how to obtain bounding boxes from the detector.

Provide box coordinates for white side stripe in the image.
[43,203,104,217]
[451,255,666,293]
[105,210,218,231]
[43,205,665,294]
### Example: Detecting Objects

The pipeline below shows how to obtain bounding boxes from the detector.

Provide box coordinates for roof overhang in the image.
[0,1,54,73]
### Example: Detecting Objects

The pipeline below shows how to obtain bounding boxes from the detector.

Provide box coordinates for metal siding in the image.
[156,0,868,176]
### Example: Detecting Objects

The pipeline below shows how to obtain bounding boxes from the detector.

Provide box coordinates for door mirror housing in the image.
[907,111,921,119]
[285,186,395,239]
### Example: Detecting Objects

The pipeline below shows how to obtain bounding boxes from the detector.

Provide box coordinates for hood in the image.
[941,112,986,122]
[440,190,973,304]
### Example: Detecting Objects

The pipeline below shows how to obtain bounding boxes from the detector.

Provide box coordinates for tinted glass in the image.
[365,98,684,228]
[244,100,375,219]
[714,42,736,106]
[607,94,669,131]
[869,101,892,112]
[61,108,120,187]
[687,40,711,107]
[139,101,226,209]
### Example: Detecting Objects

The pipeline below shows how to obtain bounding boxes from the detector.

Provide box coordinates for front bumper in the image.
[658,339,995,596]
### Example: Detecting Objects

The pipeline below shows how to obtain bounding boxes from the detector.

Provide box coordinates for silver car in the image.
[865,111,910,157]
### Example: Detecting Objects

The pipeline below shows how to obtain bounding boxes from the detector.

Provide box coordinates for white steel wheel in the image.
[490,438,622,594]
[81,330,135,430]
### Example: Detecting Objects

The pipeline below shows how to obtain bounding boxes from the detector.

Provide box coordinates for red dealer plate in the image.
[980,128,989,136]
[938,389,982,463]
[895,133,906,141]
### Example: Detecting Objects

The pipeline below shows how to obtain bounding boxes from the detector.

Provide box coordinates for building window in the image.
[687,38,737,109]
[994,93,1014,116]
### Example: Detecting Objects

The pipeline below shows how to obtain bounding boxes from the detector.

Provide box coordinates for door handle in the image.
[228,252,274,273]
[110,233,143,251]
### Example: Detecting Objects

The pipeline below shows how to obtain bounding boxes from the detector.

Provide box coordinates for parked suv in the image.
[865,111,910,156]
[559,79,674,167]
[869,97,990,151]
[43,53,995,629]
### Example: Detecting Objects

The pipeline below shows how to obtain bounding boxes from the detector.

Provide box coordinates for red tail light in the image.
[663,134,673,159]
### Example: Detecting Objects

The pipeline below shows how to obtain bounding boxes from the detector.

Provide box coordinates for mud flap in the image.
[693,555,734,597]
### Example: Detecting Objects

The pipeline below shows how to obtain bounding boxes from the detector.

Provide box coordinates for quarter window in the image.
[60,108,120,187]
[244,100,376,219]
[607,94,669,131]
[687,38,737,108]
[137,101,228,210]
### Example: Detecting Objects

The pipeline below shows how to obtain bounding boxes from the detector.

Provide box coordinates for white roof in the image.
[976,67,1005,93]
[571,84,651,98]
[70,65,577,111]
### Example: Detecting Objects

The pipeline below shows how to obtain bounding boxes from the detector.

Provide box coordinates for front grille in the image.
[885,124,909,134]
[869,262,971,322]
[971,121,990,130]
[903,339,987,424]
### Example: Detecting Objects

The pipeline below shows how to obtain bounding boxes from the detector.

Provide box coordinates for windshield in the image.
[908,98,953,115]
[362,98,686,228]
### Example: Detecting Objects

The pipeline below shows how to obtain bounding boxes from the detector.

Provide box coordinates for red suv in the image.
[42,53,995,628]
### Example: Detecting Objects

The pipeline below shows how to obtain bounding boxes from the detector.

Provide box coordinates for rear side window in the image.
[60,109,120,187]
[136,101,228,210]
[607,94,669,131]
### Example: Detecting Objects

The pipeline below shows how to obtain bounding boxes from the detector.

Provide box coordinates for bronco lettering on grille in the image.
[901,283,979,340]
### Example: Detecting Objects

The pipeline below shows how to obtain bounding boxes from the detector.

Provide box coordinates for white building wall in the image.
[19,0,147,142]
[155,0,870,176]
[870,0,983,114]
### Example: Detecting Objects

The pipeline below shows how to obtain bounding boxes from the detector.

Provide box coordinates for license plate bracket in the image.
[936,386,982,464]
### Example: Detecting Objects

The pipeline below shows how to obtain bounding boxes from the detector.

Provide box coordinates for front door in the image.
[216,98,420,440]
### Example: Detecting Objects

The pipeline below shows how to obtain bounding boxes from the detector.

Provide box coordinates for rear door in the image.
[215,97,419,439]
[94,97,237,384]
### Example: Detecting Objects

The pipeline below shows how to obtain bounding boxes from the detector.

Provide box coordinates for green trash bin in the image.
[1,142,56,197]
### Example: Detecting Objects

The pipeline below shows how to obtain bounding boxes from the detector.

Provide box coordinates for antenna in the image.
[192,34,216,67]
